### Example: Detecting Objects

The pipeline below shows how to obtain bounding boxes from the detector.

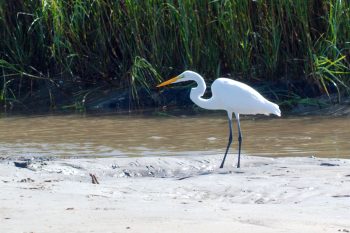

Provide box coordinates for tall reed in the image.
[0,0,349,108]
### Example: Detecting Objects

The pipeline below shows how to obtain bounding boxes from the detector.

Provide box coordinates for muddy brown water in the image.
[0,114,349,159]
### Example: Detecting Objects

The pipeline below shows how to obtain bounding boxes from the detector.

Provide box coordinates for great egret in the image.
[157,70,281,168]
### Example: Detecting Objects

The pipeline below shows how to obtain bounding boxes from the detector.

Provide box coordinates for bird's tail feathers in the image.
[274,106,281,117]
[266,101,281,117]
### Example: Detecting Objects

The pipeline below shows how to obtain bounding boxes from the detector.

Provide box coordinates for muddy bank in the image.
[2,78,349,116]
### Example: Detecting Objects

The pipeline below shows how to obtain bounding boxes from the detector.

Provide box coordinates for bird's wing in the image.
[211,78,275,115]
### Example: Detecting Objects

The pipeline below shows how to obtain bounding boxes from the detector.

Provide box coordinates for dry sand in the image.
[0,155,349,233]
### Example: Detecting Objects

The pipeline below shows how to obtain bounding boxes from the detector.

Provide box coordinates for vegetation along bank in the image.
[0,1,349,113]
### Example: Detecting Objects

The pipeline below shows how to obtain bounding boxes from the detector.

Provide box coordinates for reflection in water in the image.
[0,114,349,158]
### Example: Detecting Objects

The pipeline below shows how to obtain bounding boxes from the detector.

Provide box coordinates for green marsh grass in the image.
[0,0,349,109]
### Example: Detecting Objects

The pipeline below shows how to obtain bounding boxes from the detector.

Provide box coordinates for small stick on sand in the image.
[89,173,99,184]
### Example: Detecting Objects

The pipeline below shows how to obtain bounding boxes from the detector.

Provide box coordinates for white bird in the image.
[157,70,281,168]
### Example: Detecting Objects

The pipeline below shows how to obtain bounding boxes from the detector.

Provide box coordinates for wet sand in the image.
[1,155,350,233]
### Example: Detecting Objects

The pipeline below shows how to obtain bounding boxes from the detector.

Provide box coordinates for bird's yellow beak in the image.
[156,76,180,88]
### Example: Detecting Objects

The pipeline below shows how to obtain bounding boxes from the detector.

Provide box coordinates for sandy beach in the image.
[1,154,349,233]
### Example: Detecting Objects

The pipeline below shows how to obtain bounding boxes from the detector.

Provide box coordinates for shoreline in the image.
[1,155,350,233]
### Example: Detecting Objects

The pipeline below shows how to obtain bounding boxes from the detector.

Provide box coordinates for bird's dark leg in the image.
[236,114,243,168]
[220,115,233,168]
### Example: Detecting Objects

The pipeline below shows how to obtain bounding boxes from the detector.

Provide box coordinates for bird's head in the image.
[156,70,198,88]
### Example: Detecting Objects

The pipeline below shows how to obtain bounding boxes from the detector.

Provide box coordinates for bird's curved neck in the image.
[189,74,218,110]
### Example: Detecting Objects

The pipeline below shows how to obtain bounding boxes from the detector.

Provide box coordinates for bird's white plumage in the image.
[174,70,281,117]
[211,78,281,116]
[157,70,281,168]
